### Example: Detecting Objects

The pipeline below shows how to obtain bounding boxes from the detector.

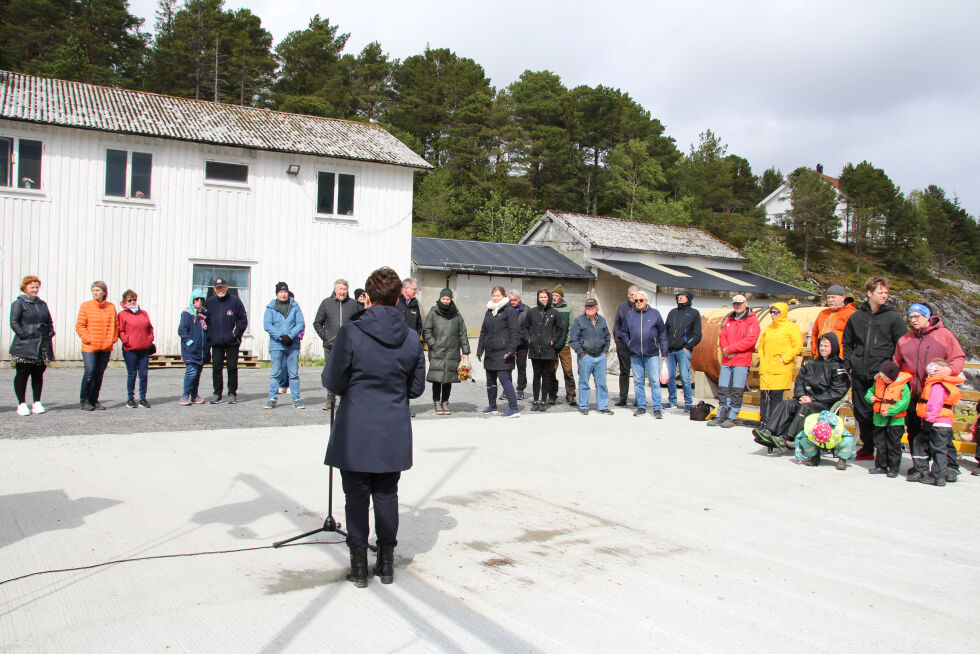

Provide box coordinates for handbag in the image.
[148,343,157,356]
[689,401,714,421]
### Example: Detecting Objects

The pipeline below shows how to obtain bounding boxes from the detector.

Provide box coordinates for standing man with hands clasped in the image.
[205,278,248,405]
[263,282,305,409]
[314,279,358,410]
[664,290,701,412]
[568,298,613,415]
[612,285,639,407]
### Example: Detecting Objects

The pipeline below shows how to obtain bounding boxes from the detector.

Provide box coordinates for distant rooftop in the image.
[0,70,431,170]
[412,237,594,279]
[527,211,745,261]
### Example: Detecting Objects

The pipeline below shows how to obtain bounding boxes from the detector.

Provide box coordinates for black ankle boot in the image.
[346,547,368,588]
[373,546,395,584]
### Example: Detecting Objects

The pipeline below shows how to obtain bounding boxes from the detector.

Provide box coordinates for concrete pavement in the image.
[2,397,979,653]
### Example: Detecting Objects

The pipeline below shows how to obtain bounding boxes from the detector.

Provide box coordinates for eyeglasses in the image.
[125,298,138,303]
[635,299,647,303]
[909,313,926,320]
[770,310,780,315]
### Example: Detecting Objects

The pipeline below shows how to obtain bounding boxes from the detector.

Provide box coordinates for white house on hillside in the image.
[757,164,847,241]
[520,211,813,319]
[0,70,430,360]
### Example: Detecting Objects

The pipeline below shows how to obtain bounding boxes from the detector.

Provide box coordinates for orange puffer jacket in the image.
[76,299,119,352]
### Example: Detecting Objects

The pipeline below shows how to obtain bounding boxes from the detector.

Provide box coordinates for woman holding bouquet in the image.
[477,285,522,417]
[422,288,470,415]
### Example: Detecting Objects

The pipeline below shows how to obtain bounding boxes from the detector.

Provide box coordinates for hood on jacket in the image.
[352,305,409,347]
[916,315,945,335]
[675,290,693,307]
[188,289,207,316]
[770,302,789,323]
[816,331,841,360]
[536,295,553,311]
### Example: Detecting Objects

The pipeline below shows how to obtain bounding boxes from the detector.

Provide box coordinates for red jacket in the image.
[118,308,155,351]
[893,316,965,397]
[719,309,761,367]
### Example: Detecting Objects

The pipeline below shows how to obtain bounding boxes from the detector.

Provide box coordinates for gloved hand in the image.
[185,339,193,346]
[280,334,293,347]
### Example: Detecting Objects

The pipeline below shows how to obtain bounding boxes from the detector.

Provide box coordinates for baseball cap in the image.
[214,277,228,287]
[732,294,747,304]
[584,298,598,307]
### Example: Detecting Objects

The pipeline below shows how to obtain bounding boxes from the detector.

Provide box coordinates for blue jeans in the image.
[630,355,662,411]
[485,369,518,412]
[717,365,749,419]
[80,350,111,403]
[577,354,609,410]
[270,348,300,401]
[183,363,203,398]
[666,349,693,408]
[123,349,150,400]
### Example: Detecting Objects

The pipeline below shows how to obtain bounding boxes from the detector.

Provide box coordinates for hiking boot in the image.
[633,408,646,417]
[92,401,106,410]
[227,394,237,404]
[614,398,627,407]
[886,470,899,478]
[80,401,95,411]
[530,402,540,412]
[373,546,395,585]
[868,467,888,474]
[538,402,548,412]
[547,397,558,405]
[719,419,736,428]
[434,402,442,414]
[210,394,222,404]
[598,408,614,415]
[803,456,819,467]
[579,409,589,415]
[442,402,452,415]
[139,399,151,409]
[836,459,848,470]
[653,410,663,419]
[126,399,137,409]
[919,473,945,487]
[906,470,924,482]
[566,397,577,406]
[944,471,958,483]
[263,398,277,409]
[346,548,369,588]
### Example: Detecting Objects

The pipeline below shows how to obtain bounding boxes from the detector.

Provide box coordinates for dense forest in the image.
[3,0,979,288]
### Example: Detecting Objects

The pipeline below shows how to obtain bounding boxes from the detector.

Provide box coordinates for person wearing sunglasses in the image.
[757,302,803,428]
[117,290,155,408]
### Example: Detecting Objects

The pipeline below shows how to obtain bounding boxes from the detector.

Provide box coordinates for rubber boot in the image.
[346,547,368,588]
[373,546,395,584]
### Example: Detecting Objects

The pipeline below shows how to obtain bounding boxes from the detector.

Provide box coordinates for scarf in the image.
[487,296,509,316]
[435,300,459,319]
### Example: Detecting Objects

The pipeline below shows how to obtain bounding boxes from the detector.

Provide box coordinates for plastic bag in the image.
[659,358,670,385]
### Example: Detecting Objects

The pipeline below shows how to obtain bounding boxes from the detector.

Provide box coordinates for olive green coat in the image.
[422,308,471,384]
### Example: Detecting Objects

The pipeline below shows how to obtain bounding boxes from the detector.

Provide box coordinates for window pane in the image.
[337,174,355,215]
[192,264,250,318]
[105,149,127,197]
[18,139,42,189]
[205,161,248,183]
[0,138,11,187]
[317,172,335,214]
[131,152,152,199]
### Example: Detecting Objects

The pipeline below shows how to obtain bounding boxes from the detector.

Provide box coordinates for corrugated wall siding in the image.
[0,120,415,361]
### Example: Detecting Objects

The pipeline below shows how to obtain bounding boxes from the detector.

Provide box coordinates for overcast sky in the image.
[132,0,980,216]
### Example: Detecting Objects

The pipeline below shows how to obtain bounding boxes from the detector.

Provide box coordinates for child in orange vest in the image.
[908,359,964,486]
[863,360,911,478]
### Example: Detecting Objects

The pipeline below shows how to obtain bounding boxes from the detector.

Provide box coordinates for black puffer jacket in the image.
[477,303,520,371]
[522,298,561,360]
[840,299,907,379]
[664,291,702,351]
[396,295,423,335]
[792,333,850,405]
[9,295,55,361]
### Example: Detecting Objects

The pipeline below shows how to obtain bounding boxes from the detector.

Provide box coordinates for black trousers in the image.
[211,344,240,396]
[851,375,876,451]
[616,341,631,402]
[759,390,785,426]
[515,347,528,391]
[340,470,401,549]
[432,382,452,402]
[767,398,828,439]
[873,424,905,471]
[14,362,45,403]
[531,358,549,401]
[911,424,950,476]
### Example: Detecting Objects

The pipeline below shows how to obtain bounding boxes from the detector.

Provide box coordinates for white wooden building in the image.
[757,164,847,242]
[0,71,430,361]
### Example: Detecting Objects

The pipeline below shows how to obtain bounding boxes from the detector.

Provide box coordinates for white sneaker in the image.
[16,403,31,416]
[32,401,46,414]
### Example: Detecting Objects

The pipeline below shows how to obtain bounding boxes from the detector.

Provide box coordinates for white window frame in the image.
[102,146,155,205]
[190,260,255,336]
[204,159,251,189]
[0,133,45,197]
[314,167,358,222]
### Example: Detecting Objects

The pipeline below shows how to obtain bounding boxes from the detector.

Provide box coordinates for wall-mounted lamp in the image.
[286,164,301,175]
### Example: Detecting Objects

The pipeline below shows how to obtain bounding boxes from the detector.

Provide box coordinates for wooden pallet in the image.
[148,350,261,369]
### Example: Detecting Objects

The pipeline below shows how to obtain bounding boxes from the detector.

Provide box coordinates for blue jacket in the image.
[568,313,611,357]
[263,298,304,352]
[622,306,668,358]
[322,305,426,473]
[204,293,248,346]
[178,309,210,365]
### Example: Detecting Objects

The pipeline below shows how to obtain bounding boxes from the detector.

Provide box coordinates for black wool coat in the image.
[522,302,561,360]
[477,305,520,371]
[9,295,55,361]
[322,305,426,473]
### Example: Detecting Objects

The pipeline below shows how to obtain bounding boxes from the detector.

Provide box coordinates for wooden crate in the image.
[148,350,262,369]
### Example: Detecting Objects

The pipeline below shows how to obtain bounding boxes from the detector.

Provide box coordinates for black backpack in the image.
[690,401,714,422]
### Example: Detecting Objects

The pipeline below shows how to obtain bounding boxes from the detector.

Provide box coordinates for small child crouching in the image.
[864,360,911,478]
[794,410,856,469]
[908,359,965,486]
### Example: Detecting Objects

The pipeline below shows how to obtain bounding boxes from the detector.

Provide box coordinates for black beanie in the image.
[877,360,900,381]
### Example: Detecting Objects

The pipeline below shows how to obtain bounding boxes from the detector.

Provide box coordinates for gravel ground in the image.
[0,360,617,439]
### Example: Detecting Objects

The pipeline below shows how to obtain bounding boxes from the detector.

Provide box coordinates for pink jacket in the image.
[925,383,954,427]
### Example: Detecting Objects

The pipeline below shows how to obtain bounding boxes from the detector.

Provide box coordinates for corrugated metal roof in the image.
[0,70,432,170]
[413,237,594,279]
[542,211,744,261]
[592,258,814,296]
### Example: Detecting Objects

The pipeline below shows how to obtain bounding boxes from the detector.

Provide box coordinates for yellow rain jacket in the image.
[758,302,803,390]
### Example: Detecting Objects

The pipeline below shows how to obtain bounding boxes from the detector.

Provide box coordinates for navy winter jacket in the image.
[204,293,248,346]
[622,307,668,358]
[568,314,611,357]
[322,305,426,473]
[178,310,210,365]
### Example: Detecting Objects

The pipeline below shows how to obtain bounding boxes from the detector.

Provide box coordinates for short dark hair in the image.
[865,276,890,293]
[121,289,137,302]
[365,267,402,307]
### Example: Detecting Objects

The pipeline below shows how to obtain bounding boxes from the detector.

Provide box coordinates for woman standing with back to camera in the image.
[10,275,54,416]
